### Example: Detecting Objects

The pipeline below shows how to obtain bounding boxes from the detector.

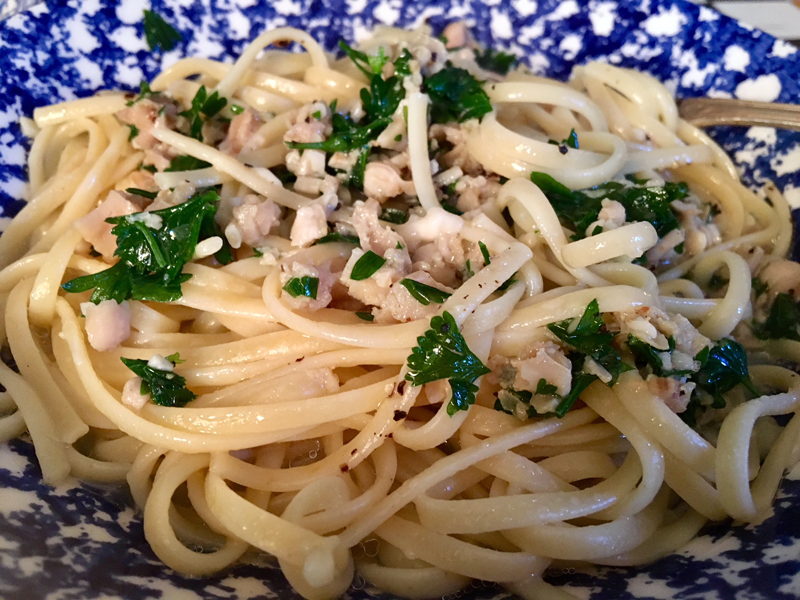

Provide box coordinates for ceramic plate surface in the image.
[1,1,800,599]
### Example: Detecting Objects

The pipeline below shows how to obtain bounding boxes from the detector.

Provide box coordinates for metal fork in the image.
[678,98,800,131]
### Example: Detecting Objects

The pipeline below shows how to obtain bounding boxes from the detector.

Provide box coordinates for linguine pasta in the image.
[2,22,800,600]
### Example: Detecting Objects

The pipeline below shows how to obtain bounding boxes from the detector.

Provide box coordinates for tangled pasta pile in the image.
[1,21,800,600]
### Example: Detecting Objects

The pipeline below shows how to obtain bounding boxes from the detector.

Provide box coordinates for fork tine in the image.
[678,98,800,131]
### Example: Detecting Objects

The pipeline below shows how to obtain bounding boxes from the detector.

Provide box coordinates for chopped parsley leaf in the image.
[497,275,518,292]
[62,189,221,303]
[752,293,800,342]
[125,188,158,200]
[128,125,140,141]
[290,47,411,190]
[379,207,409,224]
[356,311,374,322]
[164,352,186,364]
[349,148,369,188]
[626,335,693,378]
[350,250,386,281]
[271,165,297,185]
[338,41,390,78]
[198,205,234,265]
[61,262,189,304]
[441,202,463,216]
[423,65,493,124]
[406,311,491,415]
[126,81,155,107]
[143,10,182,52]
[120,355,195,408]
[547,299,634,411]
[530,172,687,241]
[694,339,760,404]
[553,371,598,418]
[180,85,228,141]
[283,276,319,299]
[565,128,579,149]
[165,155,212,172]
[361,49,412,122]
[535,378,559,395]
[399,279,452,306]
[751,277,768,298]
[548,128,579,150]
[287,111,390,154]
[494,376,569,420]
[465,259,474,279]
[230,104,244,115]
[479,241,491,265]
[680,339,759,426]
[314,232,360,245]
[474,47,517,75]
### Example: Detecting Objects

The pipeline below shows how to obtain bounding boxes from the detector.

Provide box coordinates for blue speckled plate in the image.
[1,1,800,599]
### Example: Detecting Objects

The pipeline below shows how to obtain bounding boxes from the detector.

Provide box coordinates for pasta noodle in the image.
[2,21,800,600]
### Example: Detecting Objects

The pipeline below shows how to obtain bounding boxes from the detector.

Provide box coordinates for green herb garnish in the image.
[165,155,212,172]
[530,172,687,241]
[535,378,559,395]
[474,47,517,75]
[553,371,598,418]
[62,261,188,304]
[379,207,409,224]
[497,275,518,292]
[479,241,491,265]
[751,277,768,298]
[349,148,369,189]
[406,311,491,415]
[287,111,390,154]
[547,299,630,384]
[680,339,760,426]
[546,300,634,416]
[125,188,158,200]
[753,293,800,341]
[283,276,319,299]
[548,128,579,150]
[423,65,493,124]
[126,81,155,107]
[120,354,195,408]
[62,189,221,303]
[350,250,386,281]
[180,85,228,141]
[314,232,360,245]
[339,41,390,78]
[694,339,760,403]
[399,279,452,306]
[289,46,411,190]
[143,10,182,52]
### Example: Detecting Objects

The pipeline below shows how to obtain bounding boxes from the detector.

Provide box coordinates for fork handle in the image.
[678,98,800,131]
